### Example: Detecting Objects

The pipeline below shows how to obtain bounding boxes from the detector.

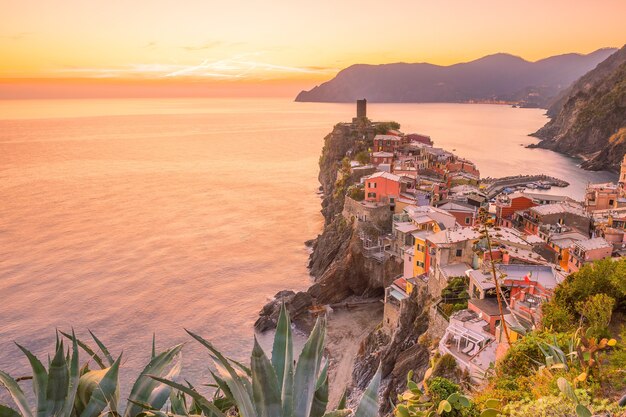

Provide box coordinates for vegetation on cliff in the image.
[531,44,626,171]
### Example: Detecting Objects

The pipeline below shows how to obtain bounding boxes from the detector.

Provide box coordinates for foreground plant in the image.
[148,304,381,417]
[0,330,182,417]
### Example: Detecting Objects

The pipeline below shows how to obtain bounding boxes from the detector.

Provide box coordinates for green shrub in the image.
[427,377,460,404]
[576,293,615,339]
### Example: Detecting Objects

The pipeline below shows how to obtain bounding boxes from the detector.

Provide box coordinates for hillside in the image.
[295,49,616,106]
[531,44,626,171]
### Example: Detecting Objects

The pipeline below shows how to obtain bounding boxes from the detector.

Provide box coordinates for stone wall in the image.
[343,196,393,226]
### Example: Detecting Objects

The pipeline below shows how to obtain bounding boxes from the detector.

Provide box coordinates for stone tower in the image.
[356,99,367,119]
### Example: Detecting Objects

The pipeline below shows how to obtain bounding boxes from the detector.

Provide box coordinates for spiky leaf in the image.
[354,367,381,417]
[251,338,282,417]
[293,316,326,417]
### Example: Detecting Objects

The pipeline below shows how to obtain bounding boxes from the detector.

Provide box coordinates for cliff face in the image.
[255,120,402,331]
[531,44,626,171]
[295,49,616,107]
[308,120,402,304]
[349,284,432,415]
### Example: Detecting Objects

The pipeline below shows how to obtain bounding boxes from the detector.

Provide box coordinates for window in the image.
[367,192,376,198]
[456,249,463,257]
[609,199,615,206]
[465,217,471,225]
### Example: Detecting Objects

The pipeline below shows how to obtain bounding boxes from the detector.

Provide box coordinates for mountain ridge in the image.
[295,48,618,106]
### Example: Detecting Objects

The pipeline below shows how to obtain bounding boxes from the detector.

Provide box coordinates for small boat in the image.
[526,183,538,189]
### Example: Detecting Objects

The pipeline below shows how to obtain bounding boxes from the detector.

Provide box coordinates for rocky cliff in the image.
[255,119,402,332]
[531,44,626,171]
[348,283,443,415]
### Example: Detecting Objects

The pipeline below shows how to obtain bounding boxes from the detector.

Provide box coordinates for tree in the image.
[576,293,616,338]
[355,150,370,165]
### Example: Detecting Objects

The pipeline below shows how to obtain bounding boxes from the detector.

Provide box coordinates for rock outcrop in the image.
[255,119,402,332]
[531,44,626,172]
[348,283,432,415]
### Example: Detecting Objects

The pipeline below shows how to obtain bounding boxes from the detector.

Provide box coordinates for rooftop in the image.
[441,262,473,279]
[469,297,510,317]
[366,171,402,182]
[530,202,587,217]
[372,151,394,157]
[574,237,612,251]
[499,264,565,290]
[374,134,402,141]
[428,227,481,245]
[394,222,419,234]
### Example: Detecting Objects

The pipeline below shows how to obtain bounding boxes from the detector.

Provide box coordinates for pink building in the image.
[371,151,394,166]
[364,171,402,203]
[406,133,433,146]
[567,237,613,272]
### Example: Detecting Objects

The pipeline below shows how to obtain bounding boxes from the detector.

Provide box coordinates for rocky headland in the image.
[530,44,626,172]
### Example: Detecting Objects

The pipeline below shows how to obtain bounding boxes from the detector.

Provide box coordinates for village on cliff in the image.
[334,100,626,383]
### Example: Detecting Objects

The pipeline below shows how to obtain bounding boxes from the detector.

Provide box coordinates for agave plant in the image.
[149,305,381,417]
[0,330,182,417]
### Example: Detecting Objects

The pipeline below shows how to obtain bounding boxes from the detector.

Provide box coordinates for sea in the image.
[0,98,616,398]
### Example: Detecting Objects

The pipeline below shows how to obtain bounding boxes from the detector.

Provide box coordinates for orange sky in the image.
[1,0,625,97]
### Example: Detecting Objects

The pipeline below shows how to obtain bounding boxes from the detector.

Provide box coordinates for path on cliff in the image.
[325,302,384,407]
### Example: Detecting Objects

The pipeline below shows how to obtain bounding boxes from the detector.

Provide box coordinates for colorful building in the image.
[363,171,403,203]
[567,237,613,273]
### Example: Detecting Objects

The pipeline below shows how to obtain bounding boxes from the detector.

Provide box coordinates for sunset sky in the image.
[1,0,625,97]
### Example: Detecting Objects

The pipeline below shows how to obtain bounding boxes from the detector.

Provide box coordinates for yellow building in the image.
[412,230,433,276]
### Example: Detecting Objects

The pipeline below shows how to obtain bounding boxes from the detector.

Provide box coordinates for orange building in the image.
[495,192,537,226]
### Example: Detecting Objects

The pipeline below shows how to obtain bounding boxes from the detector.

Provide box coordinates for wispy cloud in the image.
[53,54,337,80]
[181,41,223,51]
[142,41,157,49]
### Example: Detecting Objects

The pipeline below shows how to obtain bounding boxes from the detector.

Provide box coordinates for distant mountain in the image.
[531,45,626,172]
[295,49,617,107]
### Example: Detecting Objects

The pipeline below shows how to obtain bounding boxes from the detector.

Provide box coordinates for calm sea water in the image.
[0,98,615,397]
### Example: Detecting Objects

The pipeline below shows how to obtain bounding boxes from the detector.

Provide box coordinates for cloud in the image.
[52,55,338,80]
[142,41,157,48]
[181,41,224,51]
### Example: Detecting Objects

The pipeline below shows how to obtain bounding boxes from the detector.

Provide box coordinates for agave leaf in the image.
[15,343,48,417]
[272,304,293,391]
[59,331,106,370]
[147,376,226,417]
[337,389,347,411]
[146,358,182,414]
[60,330,80,417]
[293,316,326,417]
[88,332,114,367]
[0,370,33,417]
[251,338,282,417]
[0,404,21,417]
[209,371,234,401]
[151,335,156,360]
[45,340,70,417]
[228,357,252,378]
[309,362,328,417]
[185,330,256,417]
[124,344,184,417]
[353,367,381,417]
[79,354,121,417]
[169,391,188,416]
[272,304,294,417]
